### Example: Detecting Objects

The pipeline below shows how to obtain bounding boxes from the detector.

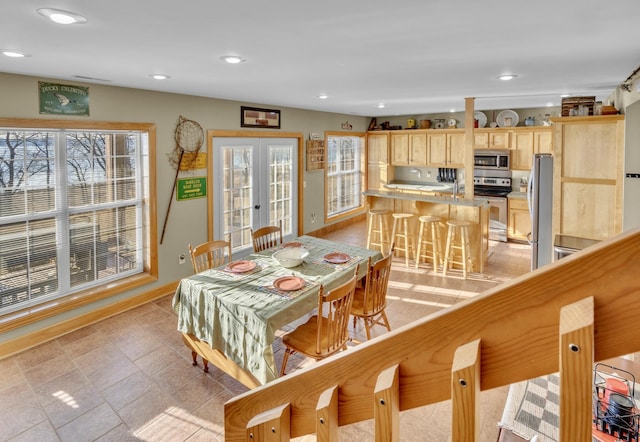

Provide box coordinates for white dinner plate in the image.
[474,111,487,128]
[496,109,519,127]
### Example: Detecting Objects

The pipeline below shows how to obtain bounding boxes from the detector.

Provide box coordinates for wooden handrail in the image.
[225,228,640,441]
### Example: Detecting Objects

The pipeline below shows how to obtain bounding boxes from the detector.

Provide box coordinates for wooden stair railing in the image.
[225,228,640,441]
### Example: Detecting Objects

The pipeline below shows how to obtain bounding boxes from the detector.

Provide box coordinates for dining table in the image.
[172,235,383,388]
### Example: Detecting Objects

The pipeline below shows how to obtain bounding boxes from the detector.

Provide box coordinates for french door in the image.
[212,137,298,256]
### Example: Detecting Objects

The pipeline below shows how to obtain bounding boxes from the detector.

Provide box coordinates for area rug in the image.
[498,374,560,442]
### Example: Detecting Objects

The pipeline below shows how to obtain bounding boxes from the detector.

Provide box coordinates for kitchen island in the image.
[363,189,489,273]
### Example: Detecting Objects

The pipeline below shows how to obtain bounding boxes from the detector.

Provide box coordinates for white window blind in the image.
[326,135,363,217]
[0,127,148,314]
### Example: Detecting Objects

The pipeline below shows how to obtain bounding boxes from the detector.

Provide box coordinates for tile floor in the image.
[0,221,532,441]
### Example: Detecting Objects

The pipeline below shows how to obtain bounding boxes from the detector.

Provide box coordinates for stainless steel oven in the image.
[474,149,511,171]
[473,172,512,242]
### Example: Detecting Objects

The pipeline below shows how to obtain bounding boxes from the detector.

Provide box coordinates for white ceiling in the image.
[2,0,640,117]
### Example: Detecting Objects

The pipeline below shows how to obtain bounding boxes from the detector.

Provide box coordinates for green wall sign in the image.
[176,177,207,200]
[39,81,90,116]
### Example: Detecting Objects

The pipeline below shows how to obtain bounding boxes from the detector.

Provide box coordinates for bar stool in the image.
[366,209,391,253]
[391,213,415,267]
[415,215,443,271]
[443,220,473,279]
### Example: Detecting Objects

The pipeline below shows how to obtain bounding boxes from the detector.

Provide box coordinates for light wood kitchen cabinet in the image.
[474,129,510,150]
[367,132,392,191]
[551,115,625,241]
[508,197,531,242]
[510,127,553,170]
[427,130,464,167]
[390,132,427,166]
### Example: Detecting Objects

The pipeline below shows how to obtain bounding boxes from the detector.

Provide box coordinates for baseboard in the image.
[306,213,366,237]
[0,281,179,360]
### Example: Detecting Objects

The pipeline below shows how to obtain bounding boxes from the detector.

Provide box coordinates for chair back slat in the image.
[251,220,283,252]
[317,269,358,354]
[189,238,231,273]
[362,250,393,316]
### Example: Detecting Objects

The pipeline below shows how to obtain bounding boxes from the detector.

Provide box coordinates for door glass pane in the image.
[268,144,293,235]
[222,146,254,250]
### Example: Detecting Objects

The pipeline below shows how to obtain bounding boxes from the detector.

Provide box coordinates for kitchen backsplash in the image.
[395,166,466,185]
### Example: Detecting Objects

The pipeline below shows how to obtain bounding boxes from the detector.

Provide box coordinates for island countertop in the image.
[363,189,489,207]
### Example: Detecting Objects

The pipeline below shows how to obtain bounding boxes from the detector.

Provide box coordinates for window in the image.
[0,120,155,317]
[325,133,365,220]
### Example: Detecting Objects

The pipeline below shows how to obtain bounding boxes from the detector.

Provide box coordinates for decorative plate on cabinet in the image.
[474,111,487,128]
[496,109,519,127]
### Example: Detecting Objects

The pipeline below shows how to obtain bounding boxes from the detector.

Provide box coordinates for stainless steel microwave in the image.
[473,149,511,171]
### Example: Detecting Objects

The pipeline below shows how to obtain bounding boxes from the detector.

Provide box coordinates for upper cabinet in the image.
[474,129,510,150]
[510,127,553,170]
[473,127,553,170]
[390,132,427,166]
[426,130,465,167]
[367,132,392,191]
[551,115,625,241]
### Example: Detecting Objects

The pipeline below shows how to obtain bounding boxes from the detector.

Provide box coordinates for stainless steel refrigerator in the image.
[527,153,554,270]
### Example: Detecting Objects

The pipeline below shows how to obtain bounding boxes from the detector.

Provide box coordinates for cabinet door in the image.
[447,132,465,167]
[489,131,510,149]
[473,132,490,149]
[409,133,427,165]
[367,133,389,163]
[553,116,625,241]
[391,134,409,166]
[535,129,553,155]
[561,122,618,180]
[508,198,531,241]
[511,130,535,170]
[367,163,389,191]
[427,132,448,166]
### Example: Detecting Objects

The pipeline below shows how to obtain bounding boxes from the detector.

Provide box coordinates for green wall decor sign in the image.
[39,81,90,116]
[176,177,207,200]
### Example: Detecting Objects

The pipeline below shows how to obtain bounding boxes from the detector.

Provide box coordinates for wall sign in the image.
[176,177,207,200]
[39,81,90,116]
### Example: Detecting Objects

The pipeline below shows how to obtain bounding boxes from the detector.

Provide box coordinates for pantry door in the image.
[212,137,298,256]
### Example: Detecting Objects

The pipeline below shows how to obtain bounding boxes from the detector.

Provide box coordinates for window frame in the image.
[0,118,157,333]
[323,131,366,223]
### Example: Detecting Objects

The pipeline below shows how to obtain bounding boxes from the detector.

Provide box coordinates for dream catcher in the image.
[160,115,205,244]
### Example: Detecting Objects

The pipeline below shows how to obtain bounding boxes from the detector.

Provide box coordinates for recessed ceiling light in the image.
[546,102,554,107]
[377,103,386,109]
[220,55,246,64]
[2,50,28,58]
[560,93,570,98]
[498,74,518,81]
[150,74,170,80]
[37,8,87,25]
[449,108,456,113]
[318,94,328,99]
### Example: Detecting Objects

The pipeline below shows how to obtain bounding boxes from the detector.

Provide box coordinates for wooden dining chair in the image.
[188,236,232,273]
[279,266,359,376]
[351,244,394,340]
[250,220,283,252]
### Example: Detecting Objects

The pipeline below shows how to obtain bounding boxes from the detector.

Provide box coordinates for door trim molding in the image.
[207,130,305,241]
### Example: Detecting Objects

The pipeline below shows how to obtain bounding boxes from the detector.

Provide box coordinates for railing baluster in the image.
[246,403,291,442]
[559,296,594,441]
[316,386,338,441]
[374,364,400,442]
[451,339,481,441]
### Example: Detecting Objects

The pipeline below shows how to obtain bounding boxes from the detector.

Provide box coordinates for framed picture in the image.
[241,106,281,129]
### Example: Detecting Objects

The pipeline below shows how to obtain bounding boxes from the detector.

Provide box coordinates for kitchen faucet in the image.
[410,168,422,179]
